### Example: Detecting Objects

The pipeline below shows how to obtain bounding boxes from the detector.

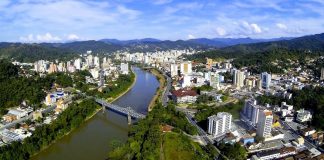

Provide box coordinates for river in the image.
[31,67,160,160]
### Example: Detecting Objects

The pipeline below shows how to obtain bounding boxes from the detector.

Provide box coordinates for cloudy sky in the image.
[0,0,324,42]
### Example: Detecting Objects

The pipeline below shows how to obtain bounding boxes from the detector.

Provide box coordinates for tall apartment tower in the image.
[170,64,178,77]
[180,61,192,75]
[94,56,100,68]
[233,69,245,89]
[242,99,262,126]
[257,110,273,138]
[208,112,232,138]
[261,72,271,89]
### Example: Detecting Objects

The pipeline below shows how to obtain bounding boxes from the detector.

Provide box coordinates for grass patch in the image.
[162,132,204,160]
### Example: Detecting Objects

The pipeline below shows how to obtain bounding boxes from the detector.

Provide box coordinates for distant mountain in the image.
[0,33,322,62]
[186,33,324,61]
[45,39,213,53]
[187,37,293,47]
[220,33,324,54]
[0,43,76,62]
[99,38,161,45]
[49,40,123,54]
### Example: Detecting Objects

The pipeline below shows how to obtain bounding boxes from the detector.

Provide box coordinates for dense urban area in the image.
[0,32,324,160]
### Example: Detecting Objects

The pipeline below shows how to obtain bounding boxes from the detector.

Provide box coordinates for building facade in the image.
[261,72,271,89]
[257,110,273,138]
[208,112,232,138]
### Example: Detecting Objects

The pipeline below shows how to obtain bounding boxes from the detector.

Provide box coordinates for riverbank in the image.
[29,70,137,159]
[108,69,137,103]
[30,101,102,158]
[147,68,166,111]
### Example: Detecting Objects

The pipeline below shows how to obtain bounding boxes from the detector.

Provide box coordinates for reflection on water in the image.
[31,67,159,160]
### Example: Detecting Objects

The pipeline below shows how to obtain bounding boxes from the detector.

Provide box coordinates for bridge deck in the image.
[95,99,146,119]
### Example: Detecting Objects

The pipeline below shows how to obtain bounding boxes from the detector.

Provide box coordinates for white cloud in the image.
[20,33,61,42]
[164,2,203,15]
[215,27,227,36]
[241,21,262,34]
[187,34,195,39]
[117,5,141,19]
[19,33,83,42]
[67,34,80,41]
[250,23,262,33]
[276,23,287,30]
[153,0,172,5]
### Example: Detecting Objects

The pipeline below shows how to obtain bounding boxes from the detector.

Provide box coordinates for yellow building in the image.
[206,58,213,69]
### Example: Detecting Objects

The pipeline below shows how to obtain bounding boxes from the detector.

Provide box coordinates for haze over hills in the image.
[220,33,324,54]
[0,33,323,62]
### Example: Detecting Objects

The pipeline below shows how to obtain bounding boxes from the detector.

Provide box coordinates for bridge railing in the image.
[95,99,146,119]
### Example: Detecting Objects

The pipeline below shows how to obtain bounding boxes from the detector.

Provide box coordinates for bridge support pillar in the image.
[102,105,105,114]
[127,114,131,125]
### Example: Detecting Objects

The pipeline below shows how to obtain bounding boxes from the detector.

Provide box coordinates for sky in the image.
[0,0,324,42]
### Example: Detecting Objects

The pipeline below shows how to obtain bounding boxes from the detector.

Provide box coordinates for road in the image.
[0,105,56,131]
[176,107,229,160]
[162,74,171,106]
[280,120,317,150]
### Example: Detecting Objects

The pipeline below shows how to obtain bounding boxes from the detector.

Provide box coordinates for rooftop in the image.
[171,89,198,97]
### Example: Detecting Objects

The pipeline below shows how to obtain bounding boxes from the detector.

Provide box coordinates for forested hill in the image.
[0,40,213,62]
[186,33,324,61]
[46,40,213,53]
[0,43,76,62]
[220,33,324,54]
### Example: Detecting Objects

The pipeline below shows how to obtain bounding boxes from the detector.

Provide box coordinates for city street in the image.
[0,105,55,131]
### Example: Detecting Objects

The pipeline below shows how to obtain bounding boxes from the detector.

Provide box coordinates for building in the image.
[321,68,324,80]
[94,56,100,67]
[87,55,93,66]
[4,109,28,121]
[180,61,192,75]
[261,72,271,90]
[48,63,57,73]
[255,147,296,160]
[208,112,232,138]
[120,63,129,75]
[171,89,198,103]
[206,58,213,69]
[170,63,178,77]
[45,94,57,105]
[210,73,220,88]
[296,109,312,122]
[90,68,100,79]
[233,69,245,89]
[242,99,263,126]
[257,110,273,138]
[74,58,82,70]
[182,75,191,87]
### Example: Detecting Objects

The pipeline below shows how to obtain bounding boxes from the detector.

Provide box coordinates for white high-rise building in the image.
[261,72,271,89]
[90,68,100,79]
[74,58,82,70]
[182,75,191,87]
[170,64,178,77]
[180,61,192,75]
[120,63,129,75]
[208,112,232,138]
[210,73,220,88]
[257,110,273,138]
[87,55,93,66]
[233,69,245,89]
[94,56,100,68]
[144,55,150,64]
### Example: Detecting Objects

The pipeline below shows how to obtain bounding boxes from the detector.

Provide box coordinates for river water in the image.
[31,67,160,160]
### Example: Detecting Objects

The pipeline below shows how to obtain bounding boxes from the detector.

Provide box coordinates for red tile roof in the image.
[171,89,198,97]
